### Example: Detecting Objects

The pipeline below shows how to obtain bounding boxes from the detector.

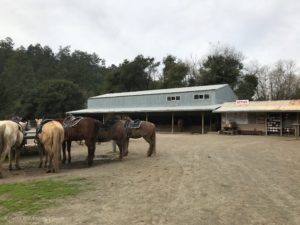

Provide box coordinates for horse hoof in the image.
[46,170,51,173]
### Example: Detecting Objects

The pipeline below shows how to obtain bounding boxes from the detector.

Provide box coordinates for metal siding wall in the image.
[215,86,237,104]
[88,90,217,109]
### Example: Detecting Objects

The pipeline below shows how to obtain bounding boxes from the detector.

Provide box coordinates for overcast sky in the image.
[1,0,300,67]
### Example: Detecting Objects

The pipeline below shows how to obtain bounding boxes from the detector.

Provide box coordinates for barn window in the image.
[167,95,181,101]
[194,94,203,100]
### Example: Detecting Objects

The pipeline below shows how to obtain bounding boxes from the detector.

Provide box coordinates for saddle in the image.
[63,115,83,128]
[125,119,143,129]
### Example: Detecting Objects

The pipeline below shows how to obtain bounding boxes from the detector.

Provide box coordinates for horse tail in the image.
[152,124,156,155]
[150,124,156,156]
[52,125,64,172]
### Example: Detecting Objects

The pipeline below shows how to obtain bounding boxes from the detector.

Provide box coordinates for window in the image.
[204,94,209,99]
[194,94,204,100]
[167,95,181,101]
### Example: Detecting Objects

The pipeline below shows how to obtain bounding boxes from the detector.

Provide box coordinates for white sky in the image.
[1,0,300,67]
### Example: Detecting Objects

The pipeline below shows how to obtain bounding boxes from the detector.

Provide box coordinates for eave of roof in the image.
[90,84,228,99]
[67,105,222,114]
[214,100,300,113]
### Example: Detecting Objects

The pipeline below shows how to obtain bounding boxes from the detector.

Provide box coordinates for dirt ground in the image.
[1,133,300,225]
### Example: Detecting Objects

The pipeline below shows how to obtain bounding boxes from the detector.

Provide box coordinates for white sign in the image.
[235,99,249,105]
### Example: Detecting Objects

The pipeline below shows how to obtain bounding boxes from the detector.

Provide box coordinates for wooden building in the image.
[214,100,300,136]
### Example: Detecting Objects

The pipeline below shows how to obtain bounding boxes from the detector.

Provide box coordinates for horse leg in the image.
[112,140,117,153]
[8,147,13,170]
[14,147,21,170]
[39,146,44,168]
[86,141,95,166]
[47,153,53,173]
[0,148,7,178]
[144,134,156,157]
[62,140,67,164]
[117,141,124,160]
[123,138,129,156]
[44,152,48,168]
[67,140,72,163]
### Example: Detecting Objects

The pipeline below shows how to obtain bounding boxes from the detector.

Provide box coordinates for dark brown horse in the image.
[98,117,129,160]
[61,116,100,166]
[124,118,156,157]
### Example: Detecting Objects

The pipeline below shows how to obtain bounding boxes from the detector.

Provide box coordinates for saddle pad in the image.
[127,119,143,129]
[63,115,83,128]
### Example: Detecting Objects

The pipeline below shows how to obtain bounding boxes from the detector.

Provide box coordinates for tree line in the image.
[1,37,299,119]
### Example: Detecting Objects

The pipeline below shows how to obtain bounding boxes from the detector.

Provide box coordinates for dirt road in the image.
[2,133,300,225]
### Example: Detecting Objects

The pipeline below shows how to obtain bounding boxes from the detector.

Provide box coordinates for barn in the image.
[68,84,237,133]
[214,100,300,136]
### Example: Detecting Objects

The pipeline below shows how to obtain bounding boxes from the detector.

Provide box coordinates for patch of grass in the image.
[0,177,90,219]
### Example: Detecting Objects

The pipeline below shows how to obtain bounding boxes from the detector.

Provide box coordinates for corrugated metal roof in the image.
[214,100,300,112]
[91,84,228,99]
[68,105,222,114]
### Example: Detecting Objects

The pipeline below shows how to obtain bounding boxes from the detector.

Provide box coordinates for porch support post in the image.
[280,112,283,136]
[297,112,299,137]
[171,112,174,133]
[265,113,268,136]
[145,112,148,121]
[201,112,204,134]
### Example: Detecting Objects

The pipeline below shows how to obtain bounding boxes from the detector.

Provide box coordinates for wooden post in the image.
[201,112,204,134]
[209,113,212,132]
[297,112,299,137]
[265,113,268,136]
[171,112,174,133]
[145,113,148,121]
[280,112,283,136]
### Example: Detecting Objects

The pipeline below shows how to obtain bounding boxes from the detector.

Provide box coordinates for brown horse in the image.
[124,118,156,157]
[61,116,100,166]
[0,120,28,178]
[36,119,64,173]
[98,117,129,160]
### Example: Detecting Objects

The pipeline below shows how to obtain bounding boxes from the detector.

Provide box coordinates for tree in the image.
[0,37,14,74]
[23,79,86,118]
[269,60,299,100]
[250,60,300,100]
[102,55,160,93]
[235,74,258,99]
[198,44,244,89]
[160,55,189,88]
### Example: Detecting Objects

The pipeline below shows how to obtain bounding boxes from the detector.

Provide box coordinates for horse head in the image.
[18,121,31,132]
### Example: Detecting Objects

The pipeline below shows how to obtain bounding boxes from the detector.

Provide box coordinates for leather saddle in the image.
[63,115,83,128]
[125,119,142,129]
